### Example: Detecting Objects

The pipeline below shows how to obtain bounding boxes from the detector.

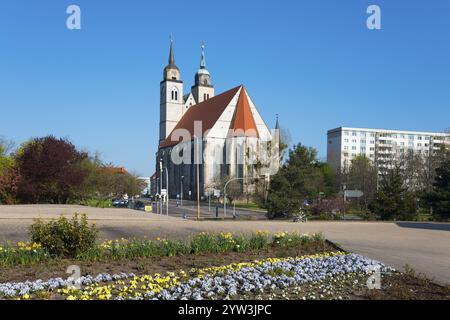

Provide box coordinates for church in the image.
[154,39,279,200]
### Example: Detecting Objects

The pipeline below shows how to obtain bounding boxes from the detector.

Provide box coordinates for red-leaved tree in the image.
[15,136,88,203]
[0,168,20,204]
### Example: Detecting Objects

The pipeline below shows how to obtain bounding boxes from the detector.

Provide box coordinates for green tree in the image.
[0,137,15,173]
[370,167,417,221]
[266,144,335,218]
[425,159,450,220]
[0,137,19,204]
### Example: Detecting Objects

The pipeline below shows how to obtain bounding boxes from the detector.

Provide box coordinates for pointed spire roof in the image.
[275,114,280,130]
[200,42,206,69]
[229,87,259,138]
[196,42,210,76]
[165,35,179,71]
[168,36,175,65]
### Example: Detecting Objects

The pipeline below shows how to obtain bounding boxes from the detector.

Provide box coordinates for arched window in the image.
[171,87,178,101]
[203,93,207,101]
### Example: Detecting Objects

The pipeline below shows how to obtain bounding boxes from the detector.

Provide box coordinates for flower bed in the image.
[0,231,325,266]
[0,252,396,300]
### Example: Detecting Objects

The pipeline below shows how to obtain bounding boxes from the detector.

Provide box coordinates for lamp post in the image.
[159,159,163,215]
[196,137,200,220]
[160,158,170,216]
[180,175,184,207]
[224,176,254,218]
[164,167,169,216]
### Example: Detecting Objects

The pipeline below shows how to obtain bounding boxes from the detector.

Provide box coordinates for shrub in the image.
[79,198,112,208]
[29,213,98,258]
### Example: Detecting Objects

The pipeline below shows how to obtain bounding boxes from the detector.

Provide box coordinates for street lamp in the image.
[223,176,256,218]
[159,159,163,214]
[180,175,184,207]
[196,137,200,220]
[159,158,169,216]
[164,167,169,216]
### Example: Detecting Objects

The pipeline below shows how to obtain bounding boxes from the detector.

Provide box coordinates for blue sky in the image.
[1,0,449,175]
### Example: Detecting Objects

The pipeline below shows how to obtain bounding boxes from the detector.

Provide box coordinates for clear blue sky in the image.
[1,0,449,175]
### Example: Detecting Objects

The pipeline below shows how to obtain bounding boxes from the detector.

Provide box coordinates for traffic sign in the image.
[345,190,364,198]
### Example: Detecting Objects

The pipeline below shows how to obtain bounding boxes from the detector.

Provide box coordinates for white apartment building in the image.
[327,127,450,173]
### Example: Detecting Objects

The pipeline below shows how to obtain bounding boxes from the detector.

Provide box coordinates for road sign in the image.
[345,190,364,198]
[214,189,221,197]
[161,189,167,196]
[145,205,152,213]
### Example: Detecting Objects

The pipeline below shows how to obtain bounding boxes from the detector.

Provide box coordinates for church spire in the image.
[163,35,180,80]
[275,114,280,130]
[168,35,175,65]
[192,41,214,103]
[200,42,206,69]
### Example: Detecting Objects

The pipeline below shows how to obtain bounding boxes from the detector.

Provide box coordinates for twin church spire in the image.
[160,37,216,144]
[163,37,212,89]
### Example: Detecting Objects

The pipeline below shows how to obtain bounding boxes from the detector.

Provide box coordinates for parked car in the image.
[112,199,129,208]
[133,201,145,211]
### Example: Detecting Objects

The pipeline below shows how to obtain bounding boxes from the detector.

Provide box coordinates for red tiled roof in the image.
[101,167,128,174]
[229,86,259,138]
[160,85,242,148]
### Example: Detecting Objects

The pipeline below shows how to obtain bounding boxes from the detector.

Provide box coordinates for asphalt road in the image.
[152,199,267,219]
[0,204,449,285]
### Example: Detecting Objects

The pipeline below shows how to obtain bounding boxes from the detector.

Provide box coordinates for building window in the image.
[171,87,179,101]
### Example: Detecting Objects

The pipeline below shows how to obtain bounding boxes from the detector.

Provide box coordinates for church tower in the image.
[160,37,184,146]
[191,43,214,104]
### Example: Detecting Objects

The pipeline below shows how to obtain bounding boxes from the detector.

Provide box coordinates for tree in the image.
[0,137,19,204]
[266,144,336,218]
[369,166,417,221]
[345,155,378,209]
[0,168,20,204]
[212,175,242,205]
[0,136,15,173]
[15,136,88,203]
[425,159,450,220]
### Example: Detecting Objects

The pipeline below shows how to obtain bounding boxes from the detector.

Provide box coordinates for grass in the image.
[231,201,266,211]
[78,198,112,208]
[0,231,325,267]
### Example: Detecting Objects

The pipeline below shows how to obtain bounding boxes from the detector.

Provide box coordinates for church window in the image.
[171,87,178,101]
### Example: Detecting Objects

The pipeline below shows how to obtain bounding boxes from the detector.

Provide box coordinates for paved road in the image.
[0,205,449,285]
[152,199,267,219]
